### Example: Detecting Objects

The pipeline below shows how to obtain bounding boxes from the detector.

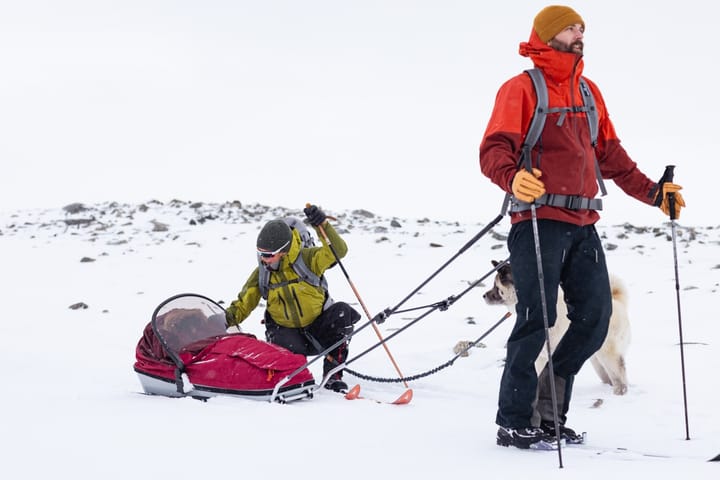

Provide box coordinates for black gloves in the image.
[304,204,327,227]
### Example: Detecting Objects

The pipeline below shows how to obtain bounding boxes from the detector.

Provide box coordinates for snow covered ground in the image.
[1,201,717,478]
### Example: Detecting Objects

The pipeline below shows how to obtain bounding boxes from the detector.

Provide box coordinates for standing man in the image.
[226,205,360,392]
[479,5,685,449]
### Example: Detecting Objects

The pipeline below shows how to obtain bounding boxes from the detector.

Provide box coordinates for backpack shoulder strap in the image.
[501,69,547,215]
[579,77,606,195]
[291,251,327,292]
[579,77,598,146]
[257,251,328,300]
[522,68,549,163]
[258,264,270,299]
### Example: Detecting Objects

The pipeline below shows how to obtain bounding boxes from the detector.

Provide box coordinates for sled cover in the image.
[134,293,314,399]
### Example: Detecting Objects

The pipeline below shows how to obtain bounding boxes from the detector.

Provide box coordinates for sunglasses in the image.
[257,240,290,258]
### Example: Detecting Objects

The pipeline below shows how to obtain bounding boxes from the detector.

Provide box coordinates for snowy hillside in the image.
[1,200,718,478]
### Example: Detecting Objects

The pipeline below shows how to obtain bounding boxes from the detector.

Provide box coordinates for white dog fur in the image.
[482,261,631,395]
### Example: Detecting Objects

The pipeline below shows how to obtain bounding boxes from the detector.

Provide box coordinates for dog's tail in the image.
[609,275,629,306]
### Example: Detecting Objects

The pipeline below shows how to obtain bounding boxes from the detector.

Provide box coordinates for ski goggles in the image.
[257,240,290,258]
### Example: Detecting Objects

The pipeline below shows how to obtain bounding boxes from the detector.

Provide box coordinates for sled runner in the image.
[134,293,315,403]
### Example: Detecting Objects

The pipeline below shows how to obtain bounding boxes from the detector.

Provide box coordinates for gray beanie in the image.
[257,219,292,252]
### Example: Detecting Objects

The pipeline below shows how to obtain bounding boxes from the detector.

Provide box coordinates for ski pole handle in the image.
[653,164,675,208]
[660,165,677,221]
[661,164,675,184]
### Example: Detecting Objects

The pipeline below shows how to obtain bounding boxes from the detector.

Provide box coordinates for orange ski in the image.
[345,384,413,405]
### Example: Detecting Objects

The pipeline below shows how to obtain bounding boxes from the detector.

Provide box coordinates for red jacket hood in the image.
[519,29,585,85]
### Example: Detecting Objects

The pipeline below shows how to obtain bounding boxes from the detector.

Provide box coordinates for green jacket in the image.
[226,222,348,329]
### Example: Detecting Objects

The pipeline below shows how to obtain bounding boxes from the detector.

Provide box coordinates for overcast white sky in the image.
[1,1,714,225]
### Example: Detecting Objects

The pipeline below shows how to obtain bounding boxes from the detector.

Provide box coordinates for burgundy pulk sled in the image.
[134,293,315,403]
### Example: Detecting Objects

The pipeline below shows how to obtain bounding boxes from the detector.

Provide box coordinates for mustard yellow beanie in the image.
[533,5,584,43]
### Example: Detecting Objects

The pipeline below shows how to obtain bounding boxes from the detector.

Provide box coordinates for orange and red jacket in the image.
[479,29,657,226]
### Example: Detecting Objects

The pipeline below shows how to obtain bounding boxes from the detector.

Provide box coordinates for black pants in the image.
[264,301,360,376]
[496,219,611,428]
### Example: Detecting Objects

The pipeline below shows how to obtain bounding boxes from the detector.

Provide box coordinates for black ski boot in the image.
[540,421,585,444]
[496,426,558,450]
[324,373,348,393]
[322,343,349,392]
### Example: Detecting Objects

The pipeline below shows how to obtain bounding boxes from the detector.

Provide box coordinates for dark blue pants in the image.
[496,219,611,428]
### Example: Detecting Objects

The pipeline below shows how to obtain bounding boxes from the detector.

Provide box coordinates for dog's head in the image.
[483,260,517,307]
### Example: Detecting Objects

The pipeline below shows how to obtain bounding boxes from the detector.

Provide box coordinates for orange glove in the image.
[512,168,545,203]
[657,182,685,219]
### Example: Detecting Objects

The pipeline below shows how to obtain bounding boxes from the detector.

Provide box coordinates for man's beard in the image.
[550,39,584,55]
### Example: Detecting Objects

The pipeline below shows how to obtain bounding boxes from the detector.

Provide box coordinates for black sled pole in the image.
[657,165,690,440]
[375,213,504,322]
[268,317,376,403]
[345,259,510,369]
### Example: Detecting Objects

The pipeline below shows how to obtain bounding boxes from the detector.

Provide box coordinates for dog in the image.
[483,260,631,395]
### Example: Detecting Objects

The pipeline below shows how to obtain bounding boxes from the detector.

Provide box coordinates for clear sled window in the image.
[151,294,227,355]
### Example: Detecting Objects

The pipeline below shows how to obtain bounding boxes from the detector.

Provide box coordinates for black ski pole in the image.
[530,202,563,468]
[657,165,690,440]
